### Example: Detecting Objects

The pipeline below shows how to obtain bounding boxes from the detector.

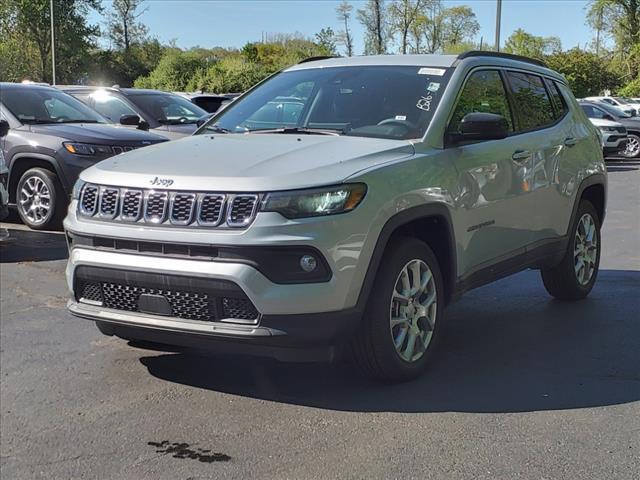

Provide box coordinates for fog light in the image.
[300,255,317,272]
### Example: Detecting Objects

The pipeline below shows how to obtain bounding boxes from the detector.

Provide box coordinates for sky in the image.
[91,0,596,53]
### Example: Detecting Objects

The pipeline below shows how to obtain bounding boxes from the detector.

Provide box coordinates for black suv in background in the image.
[57,86,209,140]
[579,100,640,159]
[0,83,168,230]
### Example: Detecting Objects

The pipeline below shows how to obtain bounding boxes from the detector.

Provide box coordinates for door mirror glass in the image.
[0,119,9,137]
[455,112,509,142]
[120,114,141,126]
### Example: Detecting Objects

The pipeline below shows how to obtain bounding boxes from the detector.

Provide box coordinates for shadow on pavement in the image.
[0,228,68,263]
[140,269,640,413]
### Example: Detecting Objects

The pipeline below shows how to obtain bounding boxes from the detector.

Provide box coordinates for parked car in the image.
[0,119,9,223]
[57,86,209,140]
[586,117,628,158]
[174,92,240,114]
[579,100,640,159]
[584,96,639,116]
[0,83,168,230]
[65,52,606,381]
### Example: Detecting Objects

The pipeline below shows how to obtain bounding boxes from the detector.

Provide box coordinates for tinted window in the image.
[87,91,138,122]
[580,104,608,120]
[544,79,569,119]
[0,87,106,124]
[448,69,513,133]
[202,66,453,140]
[128,93,207,125]
[505,71,555,131]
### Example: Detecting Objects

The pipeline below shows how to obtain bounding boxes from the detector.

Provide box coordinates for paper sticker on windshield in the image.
[427,82,440,92]
[418,67,445,76]
[395,115,407,121]
[416,95,433,111]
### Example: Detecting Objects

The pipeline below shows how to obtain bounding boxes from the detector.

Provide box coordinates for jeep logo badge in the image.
[150,177,174,187]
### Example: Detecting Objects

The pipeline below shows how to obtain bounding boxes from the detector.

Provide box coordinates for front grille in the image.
[121,189,143,220]
[144,192,168,223]
[101,283,212,321]
[78,184,259,229]
[222,297,259,321]
[98,187,119,217]
[615,126,627,134]
[76,277,260,324]
[170,193,196,225]
[228,195,258,227]
[80,185,98,215]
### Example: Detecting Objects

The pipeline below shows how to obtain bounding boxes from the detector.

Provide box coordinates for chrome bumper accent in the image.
[68,300,284,337]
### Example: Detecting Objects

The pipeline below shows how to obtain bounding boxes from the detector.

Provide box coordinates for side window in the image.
[544,79,569,120]
[448,70,514,133]
[505,71,555,131]
[89,93,137,122]
[581,105,606,119]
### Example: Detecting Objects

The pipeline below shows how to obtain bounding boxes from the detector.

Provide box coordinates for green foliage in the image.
[546,48,618,97]
[618,77,640,96]
[503,28,561,60]
[134,50,207,90]
[315,27,337,55]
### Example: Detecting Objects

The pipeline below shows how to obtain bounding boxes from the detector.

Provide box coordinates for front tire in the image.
[541,200,601,300]
[16,168,65,230]
[352,237,445,382]
[621,133,640,159]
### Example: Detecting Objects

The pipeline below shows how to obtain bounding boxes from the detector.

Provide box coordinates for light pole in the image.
[50,0,56,85]
[495,0,502,52]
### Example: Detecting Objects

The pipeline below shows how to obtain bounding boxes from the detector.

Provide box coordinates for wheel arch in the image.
[573,173,607,228]
[356,204,457,310]
[8,154,65,202]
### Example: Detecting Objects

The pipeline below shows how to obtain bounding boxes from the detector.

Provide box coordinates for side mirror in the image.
[0,119,9,138]
[120,114,142,126]
[452,112,509,143]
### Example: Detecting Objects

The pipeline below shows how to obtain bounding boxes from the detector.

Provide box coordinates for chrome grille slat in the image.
[144,191,169,224]
[169,193,196,225]
[78,185,258,229]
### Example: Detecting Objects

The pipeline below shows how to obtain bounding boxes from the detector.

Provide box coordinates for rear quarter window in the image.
[544,79,569,120]
[505,71,555,131]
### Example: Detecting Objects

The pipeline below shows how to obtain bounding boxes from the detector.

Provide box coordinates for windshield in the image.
[199,66,452,140]
[0,87,108,125]
[128,93,207,124]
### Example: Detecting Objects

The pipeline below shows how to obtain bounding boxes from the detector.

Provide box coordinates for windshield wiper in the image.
[55,120,102,124]
[158,119,198,125]
[205,124,231,134]
[247,127,342,136]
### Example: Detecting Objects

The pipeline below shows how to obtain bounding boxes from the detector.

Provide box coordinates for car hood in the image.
[81,133,415,191]
[29,123,168,143]
[589,118,623,128]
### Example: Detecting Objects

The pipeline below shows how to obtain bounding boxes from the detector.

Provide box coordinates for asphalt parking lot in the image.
[1,161,639,480]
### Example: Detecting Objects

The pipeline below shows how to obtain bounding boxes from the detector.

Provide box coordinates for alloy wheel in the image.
[389,259,437,363]
[19,176,51,225]
[574,213,598,286]
[623,135,640,158]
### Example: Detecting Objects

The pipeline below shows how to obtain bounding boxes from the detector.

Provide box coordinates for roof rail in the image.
[298,55,339,64]
[457,50,547,68]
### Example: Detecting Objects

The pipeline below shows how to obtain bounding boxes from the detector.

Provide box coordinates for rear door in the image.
[502,71,573,244]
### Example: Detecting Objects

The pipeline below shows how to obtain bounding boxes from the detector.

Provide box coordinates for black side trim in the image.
[570,172,607,226]
[354,204,457,310]
[8,153,69,198]
[457,50,547,68]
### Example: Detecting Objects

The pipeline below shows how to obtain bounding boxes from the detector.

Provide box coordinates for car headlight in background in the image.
[261,183,367,219]
[598,126,618,132]
[63,142,114,156]
[71,179,86,200]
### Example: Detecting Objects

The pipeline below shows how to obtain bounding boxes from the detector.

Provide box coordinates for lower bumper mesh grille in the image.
[75,271,260,324]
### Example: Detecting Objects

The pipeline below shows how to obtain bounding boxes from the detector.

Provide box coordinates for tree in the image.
[442,6,479,48]
[587,0,640,78]
[315,27,337,55]
[413,1,445,53]
[335,0,354,56]
[1,0,101,83]
[546,48,618,97]
[357,0,392,54]
[388,0,426,54]
[503,29,562,60]
[107,0,149,50]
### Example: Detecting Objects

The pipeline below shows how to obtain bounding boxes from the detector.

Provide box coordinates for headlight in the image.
[261,183,367,219]
[71,179,86,200]
[598,126,617,132]
[63,142,113,155]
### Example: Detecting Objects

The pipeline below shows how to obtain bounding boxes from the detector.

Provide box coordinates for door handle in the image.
[511,150,531,162]
[564,137,577,147]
